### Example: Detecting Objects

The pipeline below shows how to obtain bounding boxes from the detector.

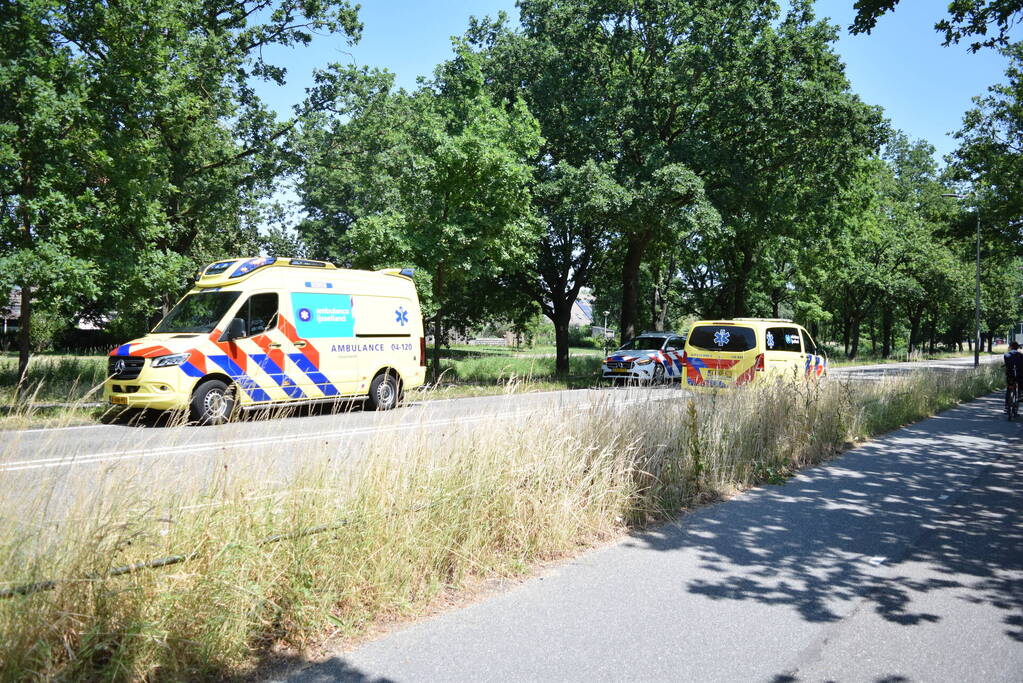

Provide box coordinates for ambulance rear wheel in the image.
[191,379,236,425]
[368,372,400,411]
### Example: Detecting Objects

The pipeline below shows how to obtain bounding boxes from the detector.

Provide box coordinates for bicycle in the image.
[1007,383,1019,421]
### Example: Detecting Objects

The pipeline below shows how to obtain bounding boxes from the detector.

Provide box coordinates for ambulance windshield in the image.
[154,292,241,334]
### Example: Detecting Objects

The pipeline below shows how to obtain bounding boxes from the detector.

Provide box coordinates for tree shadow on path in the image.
[628,395,1023,637]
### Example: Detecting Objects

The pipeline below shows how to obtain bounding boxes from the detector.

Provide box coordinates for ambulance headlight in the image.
[151,353,191,368]
[635,358,653,365]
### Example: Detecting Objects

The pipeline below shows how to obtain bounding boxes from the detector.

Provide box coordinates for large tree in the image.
[295,50,543,379]
[850,0,1023,51]
[952,43,1023,248]
[471,0,882,359]
[0,0,362,387]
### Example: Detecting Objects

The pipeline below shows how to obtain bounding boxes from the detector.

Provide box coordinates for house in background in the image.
[570,290,594,327]
[1,289,20,335]
[545,288,614,339]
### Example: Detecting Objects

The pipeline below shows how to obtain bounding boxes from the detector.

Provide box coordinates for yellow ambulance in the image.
[104,257,427,423]
[682,318,827,387]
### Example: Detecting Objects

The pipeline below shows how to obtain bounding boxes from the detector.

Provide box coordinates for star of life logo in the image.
[298,308,312,322]
[766,331,775,349]
[395,307,409,326]
[714,328,730,347]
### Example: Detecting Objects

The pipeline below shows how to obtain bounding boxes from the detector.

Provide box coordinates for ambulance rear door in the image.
[351,294,419,381]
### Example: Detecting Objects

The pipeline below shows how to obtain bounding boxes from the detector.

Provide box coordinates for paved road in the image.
[271,392,1022,683]
[0,355,1000,524]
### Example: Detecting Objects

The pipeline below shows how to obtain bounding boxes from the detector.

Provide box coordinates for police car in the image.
[601,331,687,384]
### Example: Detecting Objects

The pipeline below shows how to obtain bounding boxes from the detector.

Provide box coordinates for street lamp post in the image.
[943,192,981,368]
[602,310,609,356]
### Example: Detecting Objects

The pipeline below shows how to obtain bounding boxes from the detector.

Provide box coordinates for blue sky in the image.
[254,1,1015,163]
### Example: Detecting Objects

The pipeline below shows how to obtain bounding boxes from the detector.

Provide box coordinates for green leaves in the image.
[295,44,543,332]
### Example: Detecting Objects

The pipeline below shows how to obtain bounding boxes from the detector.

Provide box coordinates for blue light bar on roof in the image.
[400,268,415,278]
[230,257,276,278]
[204,260,236,276]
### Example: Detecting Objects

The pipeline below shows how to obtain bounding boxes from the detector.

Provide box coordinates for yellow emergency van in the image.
[104,257,427,423]
[682,318,827,387]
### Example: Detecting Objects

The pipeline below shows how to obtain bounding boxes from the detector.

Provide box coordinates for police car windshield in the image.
[153,292,241,334]
[618,336,665,351]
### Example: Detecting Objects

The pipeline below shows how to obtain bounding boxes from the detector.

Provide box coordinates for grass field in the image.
[0,365,1003,680]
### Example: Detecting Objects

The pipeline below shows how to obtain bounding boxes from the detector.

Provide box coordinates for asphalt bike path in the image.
[272,391,1022,683]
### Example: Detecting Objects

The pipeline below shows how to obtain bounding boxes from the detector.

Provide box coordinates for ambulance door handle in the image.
[294,340,308,348]
[268,343,282,349]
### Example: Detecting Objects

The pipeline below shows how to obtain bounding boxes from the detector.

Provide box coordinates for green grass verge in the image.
[0,366,1003,680]
[826,347,1007,367]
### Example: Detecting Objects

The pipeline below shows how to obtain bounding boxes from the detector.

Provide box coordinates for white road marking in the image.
[14,423,113,434]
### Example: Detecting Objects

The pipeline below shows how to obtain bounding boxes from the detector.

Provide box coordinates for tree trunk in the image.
[553,307,572,376]
[16,285,31,399]
[430,267,446,382]
[431,312,443,383]
[987,331,994,353]
[842,313,850,357]
[908,313,921,355]
[653,253,676,332]
[730,246,754,317]
[881,306,893,359]
[870,314,877,355]
[619,233,650,344]
[849,317,861,360]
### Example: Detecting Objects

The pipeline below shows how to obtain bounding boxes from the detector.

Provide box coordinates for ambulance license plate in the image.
[705,370,731,382]
[612,368,627,373]
[111,396,128,405]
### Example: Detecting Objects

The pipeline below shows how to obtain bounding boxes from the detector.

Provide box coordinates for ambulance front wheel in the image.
[368,372,400,411]
[190,379,237,425]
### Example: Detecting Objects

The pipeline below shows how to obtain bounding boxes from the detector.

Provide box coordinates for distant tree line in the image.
[3,0,1023,385]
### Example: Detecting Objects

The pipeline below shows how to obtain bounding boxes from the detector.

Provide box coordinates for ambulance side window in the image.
[242,293,279,337]
[765,327,802,353]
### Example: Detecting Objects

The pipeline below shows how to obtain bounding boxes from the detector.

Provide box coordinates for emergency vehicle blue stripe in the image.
[249,353,306,399]
[686,357,707,385]
[180,361,204,378]
[207,354,273,402]
[287,353,340,396]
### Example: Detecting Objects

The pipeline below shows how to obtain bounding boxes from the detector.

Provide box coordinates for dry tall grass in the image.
[0,366,1002,680]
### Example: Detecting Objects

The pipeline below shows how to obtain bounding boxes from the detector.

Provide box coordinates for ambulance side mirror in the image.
[223,317,246,341]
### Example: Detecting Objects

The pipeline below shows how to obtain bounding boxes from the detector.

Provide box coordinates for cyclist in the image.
[1005,341,1023,418]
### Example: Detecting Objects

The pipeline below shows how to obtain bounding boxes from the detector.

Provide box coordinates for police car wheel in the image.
[191,379,236,425]
[652,364,665,384]
[368,372,399,411]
